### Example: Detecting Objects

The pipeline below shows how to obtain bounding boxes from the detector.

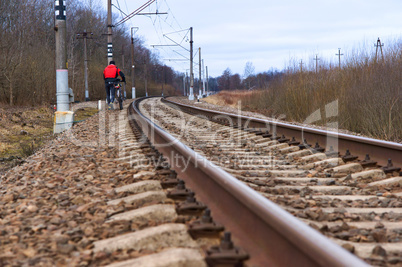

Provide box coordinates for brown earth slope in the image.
[0,105,98,176]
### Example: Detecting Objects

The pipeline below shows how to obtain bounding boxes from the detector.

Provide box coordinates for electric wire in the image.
[115,0,155,27]
[123,0,129,16]
[114,0,125,19]
[138,0,197,73]
[112,3,128,18]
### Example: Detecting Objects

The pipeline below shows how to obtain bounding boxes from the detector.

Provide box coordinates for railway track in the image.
[0,101,213,266]
[135,96,402,266]
[0,97,399,266]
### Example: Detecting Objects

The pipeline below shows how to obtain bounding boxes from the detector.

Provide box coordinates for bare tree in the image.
[217,68,232,90]
[0,1,27,105]
[243,61,255,89]
[0,0,180,105]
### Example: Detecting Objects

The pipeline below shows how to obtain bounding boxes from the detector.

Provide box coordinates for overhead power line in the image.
[112,3,167,17]
[374,37,384,62]
[114,0,126,19]
[112,3,128,17]
[335,48,343,68]
[141,0,196,74]
[115,0,156,27]
[163,34,189,52]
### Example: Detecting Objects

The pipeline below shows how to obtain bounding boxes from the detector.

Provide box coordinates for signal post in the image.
[54,0,74,134]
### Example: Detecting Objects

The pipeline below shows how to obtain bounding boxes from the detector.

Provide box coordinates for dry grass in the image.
[0,106,54,158]
[0,106,54,175]
[74,107,99,122]
[206,41,402,142]
[204,90,255,108]
[0,105,101,175]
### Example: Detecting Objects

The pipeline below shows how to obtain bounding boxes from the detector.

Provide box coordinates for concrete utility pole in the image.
[161,66,164,97]
[314,54,320,73]
[121,45,127,99]
[54,0,73,134]
[131,27,138,99]
[76,30,93,101]
[299,59,304,72]
[198,47,202,97]
[144,62,148,97]
[336,48,343,68]
[185,70,189,96]
[107,0,113,64]
[375,37,384,62]
[188,27,194,100]
[202,59,206,96]
[183,74,186,96]
[206,66,209,95]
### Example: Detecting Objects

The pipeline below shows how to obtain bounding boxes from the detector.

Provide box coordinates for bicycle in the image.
[114,79,124,110]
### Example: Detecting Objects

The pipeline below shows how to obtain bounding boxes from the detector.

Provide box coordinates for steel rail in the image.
[129,97,368,267]
[163,97,402,168]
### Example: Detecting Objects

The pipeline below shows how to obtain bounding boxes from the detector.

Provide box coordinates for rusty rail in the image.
[163,97,402,169]
[129,97,368,266]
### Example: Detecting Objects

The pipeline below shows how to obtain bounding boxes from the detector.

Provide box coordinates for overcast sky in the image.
[104,0,402,77]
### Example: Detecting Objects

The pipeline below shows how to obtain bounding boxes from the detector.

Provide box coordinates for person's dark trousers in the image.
[105,82,115,104]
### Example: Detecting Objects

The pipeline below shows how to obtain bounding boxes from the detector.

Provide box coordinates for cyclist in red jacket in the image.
[103,61,126,109]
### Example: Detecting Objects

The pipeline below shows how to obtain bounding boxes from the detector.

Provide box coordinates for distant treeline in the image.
[214,66,282,91]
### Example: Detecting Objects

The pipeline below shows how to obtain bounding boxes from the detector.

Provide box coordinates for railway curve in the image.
[135,96,402,266]
[131,96,373,266]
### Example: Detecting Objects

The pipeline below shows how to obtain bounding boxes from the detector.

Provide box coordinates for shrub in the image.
[213,39,402,142]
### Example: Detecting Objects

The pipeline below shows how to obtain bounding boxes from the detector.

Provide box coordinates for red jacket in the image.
[103,64,125,82]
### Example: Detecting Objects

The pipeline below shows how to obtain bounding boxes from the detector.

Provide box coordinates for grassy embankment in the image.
[205,41,401,142]
[0,106,98,174]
